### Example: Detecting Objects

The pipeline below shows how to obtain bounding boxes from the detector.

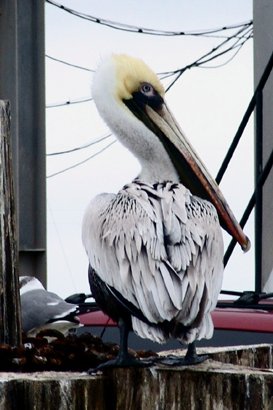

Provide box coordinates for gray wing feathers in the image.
[82,181,224,343]
[21,290,77,332]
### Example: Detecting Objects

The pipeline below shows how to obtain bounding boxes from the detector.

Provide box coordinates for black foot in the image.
[156,342,209,367]
[88,354,155,374]
[157,353,209,367]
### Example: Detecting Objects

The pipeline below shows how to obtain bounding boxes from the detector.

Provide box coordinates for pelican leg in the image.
[88,318,154,374]
[184,341,209,365]
[157,342,209,367]
[114,318,139,366]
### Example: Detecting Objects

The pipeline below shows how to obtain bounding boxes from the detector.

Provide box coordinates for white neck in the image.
[92,65,179,184]
[138,154,179,184]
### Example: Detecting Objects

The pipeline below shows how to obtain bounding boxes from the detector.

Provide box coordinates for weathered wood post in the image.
[0,100,22,346]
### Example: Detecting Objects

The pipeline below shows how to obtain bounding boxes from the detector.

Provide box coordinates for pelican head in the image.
[92,54,250,252]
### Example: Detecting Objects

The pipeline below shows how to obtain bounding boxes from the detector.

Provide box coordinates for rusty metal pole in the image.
[0,100,22,346]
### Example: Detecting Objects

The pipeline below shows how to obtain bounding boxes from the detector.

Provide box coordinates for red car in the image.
[75,292,273,351]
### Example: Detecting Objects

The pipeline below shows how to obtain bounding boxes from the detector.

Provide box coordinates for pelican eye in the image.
[140,83,154,96]
[125,82,164,112]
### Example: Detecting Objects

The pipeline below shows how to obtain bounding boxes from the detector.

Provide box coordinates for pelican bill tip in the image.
[241,236,251,253]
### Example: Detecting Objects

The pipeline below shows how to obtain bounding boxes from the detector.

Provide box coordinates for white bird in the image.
[82,54,250,369]
[20,276,80,336]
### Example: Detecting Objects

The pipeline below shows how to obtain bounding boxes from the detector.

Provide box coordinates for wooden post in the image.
[0,345,272,409]
[0,100,22,346]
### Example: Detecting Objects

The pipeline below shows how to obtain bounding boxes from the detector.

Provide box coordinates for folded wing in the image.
[82,180,223,343]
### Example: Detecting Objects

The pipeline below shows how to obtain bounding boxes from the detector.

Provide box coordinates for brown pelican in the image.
[82,54,250,369]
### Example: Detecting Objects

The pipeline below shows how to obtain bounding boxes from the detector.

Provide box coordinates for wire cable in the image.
[48,204,78,292]
[46,27,252,75]
[46,0,252,38]
[47,133,112,156]
[46,29,252,170]
[47,139,116,178]
[45,14,252,171]
[46,97,93,108]
[160,24,252,76]
[199,33,252,69]
[46,26,252,108]
[46,54,94,72]
[165,25,252,91]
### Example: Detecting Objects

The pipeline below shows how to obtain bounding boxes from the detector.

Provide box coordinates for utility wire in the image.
[46,26,249,171]
[199,32,252,69]
[48,204,78,291]
[46,26,252,108]
[160,24,252,76]
[46,10,252,173]
[46,26,252,75]
[165,25,252,91]
[47,139,116,178]
[46,97,93,108]
[195,28,252,66]
[46,54,94,72]
[47,133,112,156]
[46,0,252,37]
[46,27,252,172]
[166,24,251,76]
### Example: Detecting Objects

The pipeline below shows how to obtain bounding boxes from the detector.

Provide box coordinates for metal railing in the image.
[218,50,273,296]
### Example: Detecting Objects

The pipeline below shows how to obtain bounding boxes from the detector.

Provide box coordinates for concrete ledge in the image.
[0,345,272,409]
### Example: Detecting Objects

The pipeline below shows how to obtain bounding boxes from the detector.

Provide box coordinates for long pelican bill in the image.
[124,98,250,252]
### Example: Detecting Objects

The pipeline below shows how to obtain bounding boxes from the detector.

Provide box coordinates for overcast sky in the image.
[45,0,254,298]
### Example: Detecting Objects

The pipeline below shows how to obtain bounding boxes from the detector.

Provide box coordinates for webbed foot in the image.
[88,353,155,374]
[157,353,209,366]
[156,342,209,367]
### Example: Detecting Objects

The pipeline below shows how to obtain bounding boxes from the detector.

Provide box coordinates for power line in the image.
[47,139,116,178]
[46,27,252,174]
[45,9,252,170]
[160,24,252,77]
[46,54,94,72]
[48,204,78,291]
[46,97,93,108]
[199,31,252,69]
[46,27,252,76]
[46,0,252,38]
[46,25,250,172]
[46,25,252,109]
[195,29,252,67]
[47,133,112,156]
[164,24,252,92]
